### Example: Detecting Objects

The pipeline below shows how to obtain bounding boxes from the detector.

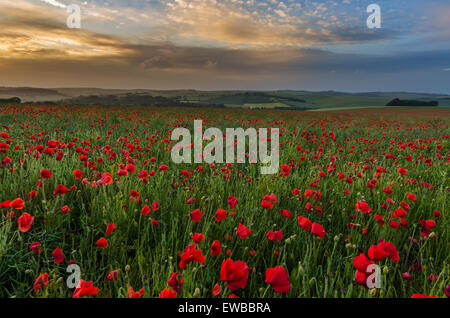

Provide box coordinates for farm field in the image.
[0,104,448,298]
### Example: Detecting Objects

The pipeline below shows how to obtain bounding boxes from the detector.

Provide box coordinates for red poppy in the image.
[54,184,67,195]
[266,230,283,242]
[127,286,145,298]
[73,169,83,179]
[17,212,34,232]
[178,243,205,269]
[96,237,108,249]
[168,272,183,293]
[159,288,177,298]
[192,232,204,243]
[220,258,249,291]
[10,198,25,210]
[33,273,49,291]
[355,200,372,213]
[411,294,436,298]
[406,193,417,201]
[152,200,159,211]
[40,169,52,179]
[298,216,312,231]
[61,205,70,214]
[30,241,42,253]
[107,270,118,281]
[215,208,227,222]
[265,266,290,293]
[210,240,222,257]
[72,280,99,298]
[311,223,325,238]
[52,247,65,263]
[105,223,117,236]
[260,199,273,209]
[190,209,202,223]
[227,194,237,209]
[368,245,389,261]
[236,223,252,239]
[141,205,151,216]
[212,283,221,297]
[376,240,399,262]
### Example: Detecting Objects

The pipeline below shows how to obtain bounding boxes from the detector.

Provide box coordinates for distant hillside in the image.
[386,98,438,107]
[0,87,449,108]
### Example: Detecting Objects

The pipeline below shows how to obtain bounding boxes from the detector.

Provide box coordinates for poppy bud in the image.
[193,287,201,297]
[125,265,130,272]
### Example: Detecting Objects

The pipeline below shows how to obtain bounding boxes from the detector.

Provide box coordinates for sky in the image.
[0,0,449,93]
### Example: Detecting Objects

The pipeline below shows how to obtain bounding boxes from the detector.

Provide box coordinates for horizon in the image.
[1,86,449,96]
[1,0,449,93]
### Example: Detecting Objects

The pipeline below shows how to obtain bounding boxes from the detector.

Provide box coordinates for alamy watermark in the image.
[367,4,381,29]
[171,121,279,174]
[66,264,81,288]
[67,4,81,29]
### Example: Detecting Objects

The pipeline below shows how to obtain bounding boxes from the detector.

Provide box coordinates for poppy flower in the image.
[210,240,222,257]
[311,223,325,238]
[17,212,34,232]
[190,209,202,223]
[96,237,108,249]
[410,294,436,298]
[355,201,372,214]
[236,223,251,239]
[266,230,283,242]
[30,241,42,253]
[406,193,417,201]
[54,184,67,195]
[215,208,227,222]
[192,233,204,243]
[61,205,70,214]
[376,240,399,262]
[168,272,183,293]
[127,286,145,298]
[353,253,372,272]
[98,172,113,185]
[107,270,118,281]
[10,198,24,210]
[220,258,249,291]
[141,205,151,216]
[152,200,159,211]
[212,283,221,297]
[280,209,292,218]
[394,208,408,218]
[105,223,117,236]
[265,266,290,293]
[73,169,83,179]
[0,200,11,209]
[178,243,205,269]
[260,200,273,209]
[227,194,237,209]
[40,169,52,179]
[33,273,49,291]
[72,280,99,298]
[159,288,177,298]
[298,216,312,231]
[52,247,65,263]
[368,245,389,261]
[402,272,413,281]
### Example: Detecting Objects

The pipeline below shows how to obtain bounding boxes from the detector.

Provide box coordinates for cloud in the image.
[38,0,67,9]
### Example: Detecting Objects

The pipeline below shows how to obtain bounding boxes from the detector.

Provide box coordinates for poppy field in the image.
[0,104,448,298]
